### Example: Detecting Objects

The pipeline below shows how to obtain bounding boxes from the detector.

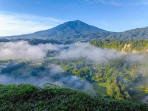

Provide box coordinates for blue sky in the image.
[0,0,148,36]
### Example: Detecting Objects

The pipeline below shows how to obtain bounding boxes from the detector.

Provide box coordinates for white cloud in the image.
[0,12,63,36]
[81,0,148,6]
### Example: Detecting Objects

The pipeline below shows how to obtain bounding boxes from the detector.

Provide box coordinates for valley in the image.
[0,39,147,104]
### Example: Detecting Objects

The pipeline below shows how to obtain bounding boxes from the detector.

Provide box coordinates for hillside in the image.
[0,83,147,111]
[90,39,148,53]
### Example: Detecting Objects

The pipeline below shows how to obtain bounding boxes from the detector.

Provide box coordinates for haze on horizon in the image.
[0,0,148,36]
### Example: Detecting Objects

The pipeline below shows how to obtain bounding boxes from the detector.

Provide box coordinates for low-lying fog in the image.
[0,41,147,93]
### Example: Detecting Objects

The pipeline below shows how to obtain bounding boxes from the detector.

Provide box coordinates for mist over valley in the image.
[0,39,148,103]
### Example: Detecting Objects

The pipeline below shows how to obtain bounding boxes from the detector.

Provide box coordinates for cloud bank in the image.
[0,41,147,64]
[57,43,122,63]
[0,41,58,60]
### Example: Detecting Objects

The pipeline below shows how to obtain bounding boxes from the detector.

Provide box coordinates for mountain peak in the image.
[51,20,106,34]
[60,20,96,27]
[70,20,82,22]
[66,20,87,24]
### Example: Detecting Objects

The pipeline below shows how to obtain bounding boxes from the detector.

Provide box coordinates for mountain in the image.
[6,20,106,39]
[3,20,148,42]
[35,20,105,37]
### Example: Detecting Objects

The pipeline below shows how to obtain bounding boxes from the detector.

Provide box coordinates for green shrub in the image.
[0,83,147,111]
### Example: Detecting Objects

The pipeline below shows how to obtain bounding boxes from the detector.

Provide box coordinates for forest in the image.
[90,39,148,52]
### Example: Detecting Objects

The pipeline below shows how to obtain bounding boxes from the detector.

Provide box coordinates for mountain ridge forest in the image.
[90,39,148,52]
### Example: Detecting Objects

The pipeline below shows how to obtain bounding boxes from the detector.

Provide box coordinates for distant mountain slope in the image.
[7,20,105,39]
[76,27,148,40]
[121,27,148,39]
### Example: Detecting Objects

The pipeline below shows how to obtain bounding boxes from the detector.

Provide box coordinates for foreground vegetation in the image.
[0,83,147,111]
